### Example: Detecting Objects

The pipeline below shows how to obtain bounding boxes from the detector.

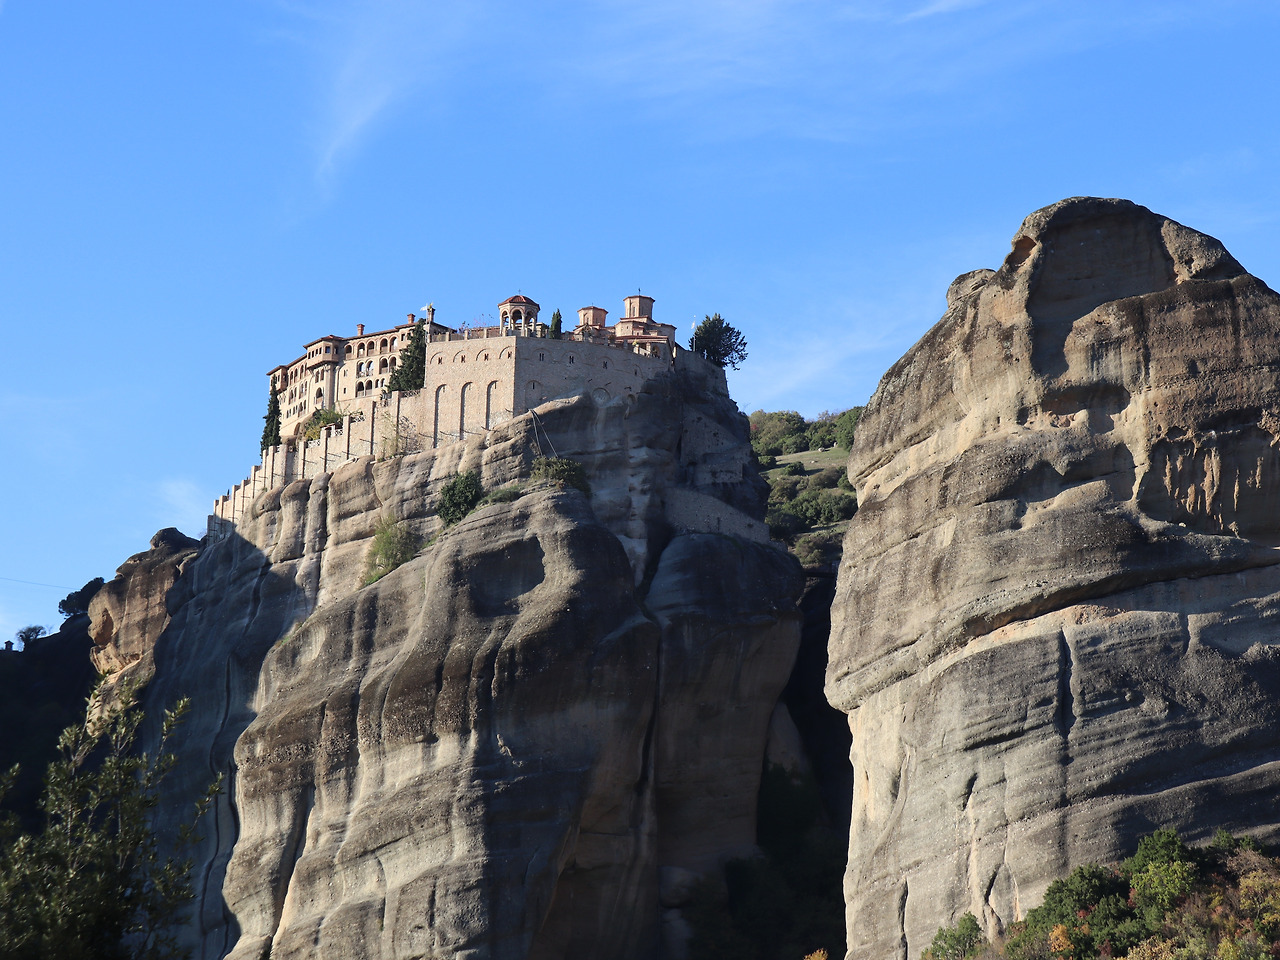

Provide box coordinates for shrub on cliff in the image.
[0,681,219,959]
[365,516,421,583]
[438,471,484,525]
[531,456,590,495]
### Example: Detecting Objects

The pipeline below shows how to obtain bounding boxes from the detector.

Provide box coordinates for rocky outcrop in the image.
[828,198,1280,959]
[106,361,802,959]
[89,527,200,685]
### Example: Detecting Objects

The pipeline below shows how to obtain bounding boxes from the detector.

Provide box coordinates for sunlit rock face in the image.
[828,197,1280,960]
[97,362,803,960]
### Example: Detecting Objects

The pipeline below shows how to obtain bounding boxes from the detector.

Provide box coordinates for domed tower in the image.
[498,295,540,326]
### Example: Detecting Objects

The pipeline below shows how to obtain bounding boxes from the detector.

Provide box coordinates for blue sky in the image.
[4,0,1280,637]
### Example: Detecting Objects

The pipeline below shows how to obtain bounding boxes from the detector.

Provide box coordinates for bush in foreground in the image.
[0,681,219,959]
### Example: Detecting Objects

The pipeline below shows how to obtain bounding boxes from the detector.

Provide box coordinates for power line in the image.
[0,576,72,590]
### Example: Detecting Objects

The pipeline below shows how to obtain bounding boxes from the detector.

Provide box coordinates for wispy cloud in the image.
[267,0,486,188]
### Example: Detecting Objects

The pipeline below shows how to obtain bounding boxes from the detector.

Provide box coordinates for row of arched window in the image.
[431,380,503,447]
[348,358,396,376]
[347,337,397,357]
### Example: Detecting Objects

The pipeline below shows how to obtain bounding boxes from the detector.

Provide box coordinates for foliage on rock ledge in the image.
[531,456,590,495]
[364,516,421,583]
[926,828,1280,960]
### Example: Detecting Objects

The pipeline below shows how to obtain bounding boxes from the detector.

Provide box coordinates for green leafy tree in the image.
[923,913,986,960]
[438,471,484,525]
[549,309,562,340]
[58,577,105,619]
[750,410,808,457]
[0,681,220,959]
[388,317,427,392]
[689,313,748,369]
[833,407,862,450]
[261,377,282,452]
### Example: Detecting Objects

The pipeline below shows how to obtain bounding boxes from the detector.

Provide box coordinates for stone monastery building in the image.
[271,293,677,446]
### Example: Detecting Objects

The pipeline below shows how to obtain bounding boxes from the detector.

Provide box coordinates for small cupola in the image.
[499,294,540,325]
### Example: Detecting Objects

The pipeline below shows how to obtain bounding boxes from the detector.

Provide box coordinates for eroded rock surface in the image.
[829,198,1280,960]
[114,362,801,959]
[89,527,200,685]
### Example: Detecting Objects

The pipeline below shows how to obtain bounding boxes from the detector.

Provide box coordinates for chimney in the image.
[357,323,365,336]
[407,313,416,324]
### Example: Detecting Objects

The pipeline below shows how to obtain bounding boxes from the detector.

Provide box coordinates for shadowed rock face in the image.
[94,363,803,960]
[828,198,1280,960]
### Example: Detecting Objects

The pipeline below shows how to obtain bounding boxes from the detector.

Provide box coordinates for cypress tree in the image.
[549,309,562,340]
[261,377,282,452]
[388,318,426,392]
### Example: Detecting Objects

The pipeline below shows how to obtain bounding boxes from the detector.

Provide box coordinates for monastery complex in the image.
[211,293,684,531]
[272,293,677,441]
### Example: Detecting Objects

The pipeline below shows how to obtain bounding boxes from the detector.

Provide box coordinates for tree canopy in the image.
[549,309,563,340]
[58,577,105,619]
[0,682,219,959]
[388,317,427,392]
[689,313,748,369]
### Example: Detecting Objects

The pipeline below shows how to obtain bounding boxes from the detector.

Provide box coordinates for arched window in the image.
[345,344,353,355]
[459,381,471,439]
[356,382,364,396]
[513,310,523,321]
[366,380,373,391]
[357,343,365,357]
[366,341,375,352]
[433,384,446,447]
[389,358,396,369]
[379,358,388,373]
[485,380,499,430]
[603,361,608,369]
[315,388,323,400]
[380,338,388,352]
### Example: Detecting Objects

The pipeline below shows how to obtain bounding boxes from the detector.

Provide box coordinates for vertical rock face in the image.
[829,198,1280,960]
[98,362,803,959]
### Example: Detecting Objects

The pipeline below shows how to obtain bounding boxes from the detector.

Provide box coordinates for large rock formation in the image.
[93,359,804,959]
[828,198,1280,959]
